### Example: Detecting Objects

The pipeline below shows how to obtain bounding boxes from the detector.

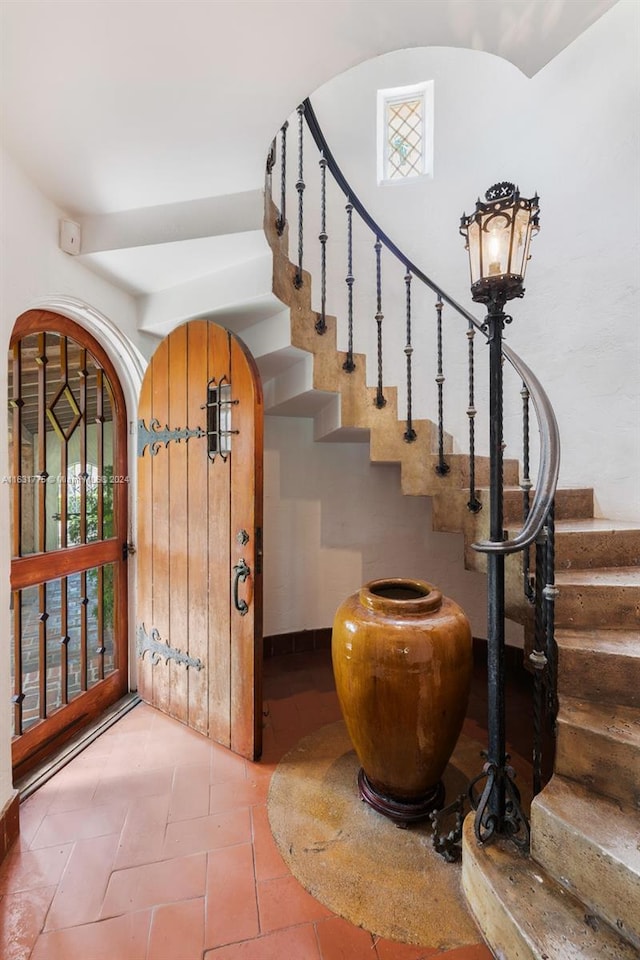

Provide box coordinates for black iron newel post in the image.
[484,287,509,836]
[460,182,540,848]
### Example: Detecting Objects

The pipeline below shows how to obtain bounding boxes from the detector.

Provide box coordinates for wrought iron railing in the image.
[266,98,560,849]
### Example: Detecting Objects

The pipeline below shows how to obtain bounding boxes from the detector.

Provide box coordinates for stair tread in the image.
[555,566,640,586]
[506,518,640,534]
[558,697,640,746]
[556,626,640,650]
[552,518,640,532]
[532,775,640,874]
[478,483,593,492]
[462,817,638,960]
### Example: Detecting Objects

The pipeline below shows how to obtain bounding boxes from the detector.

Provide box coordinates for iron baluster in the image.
[343,202,356,372]
[266,137,276,178]
[466,321,481,512]
[403,270,416,441]
[435,298,449,474]
[529,500,557,797]
[294,104,305,288]
[374,238,386,408]
[521,382,535,602]
[531,524,548,796]
[543,502,558,724]
[316,155,328,334]
[276,121,288,237]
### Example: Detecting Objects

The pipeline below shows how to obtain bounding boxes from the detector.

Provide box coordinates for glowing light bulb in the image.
[488,230,502,276]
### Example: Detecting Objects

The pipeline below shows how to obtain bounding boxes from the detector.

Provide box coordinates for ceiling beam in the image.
[78,190,264,255]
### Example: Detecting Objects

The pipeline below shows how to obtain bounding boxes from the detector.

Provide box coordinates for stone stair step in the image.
[501,486,595,524]
[551,519,640,570]
[555,697,640,807]
[554,566,640,628]
[461,814,638,960]
[531,776,640,950]
[432,484,595,544]
[556,628,640,708]
[502,519,640,576]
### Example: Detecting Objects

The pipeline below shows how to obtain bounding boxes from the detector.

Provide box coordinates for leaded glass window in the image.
[386,97,423,179]
[378,82,433,184]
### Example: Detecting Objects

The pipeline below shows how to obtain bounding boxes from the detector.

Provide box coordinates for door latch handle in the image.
[232,558,250,616]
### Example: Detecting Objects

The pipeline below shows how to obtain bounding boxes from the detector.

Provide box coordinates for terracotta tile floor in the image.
[0,650,500,960]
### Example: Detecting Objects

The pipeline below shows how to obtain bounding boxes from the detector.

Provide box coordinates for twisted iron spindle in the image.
[316,156,328,334]
[276,121,288,236]
[343,202,356,372]
[266,138,276,177]
[403,270,417,441]
[294,105,305,288]
[434,298,449,474]
[374,238,386,408]
[543,502,558,725]
[466,322,481,511]
[521,382,535,602]
[530,525,549,796]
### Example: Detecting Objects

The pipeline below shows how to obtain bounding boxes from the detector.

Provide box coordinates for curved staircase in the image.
[262,183,640,958]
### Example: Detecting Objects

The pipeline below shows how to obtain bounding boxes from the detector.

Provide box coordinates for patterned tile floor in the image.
[0,651,503,960]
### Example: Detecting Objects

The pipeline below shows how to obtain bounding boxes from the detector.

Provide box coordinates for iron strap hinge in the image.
[137,419,205,457]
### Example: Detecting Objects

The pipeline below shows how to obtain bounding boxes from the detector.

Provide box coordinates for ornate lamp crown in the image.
[460,182,540,304]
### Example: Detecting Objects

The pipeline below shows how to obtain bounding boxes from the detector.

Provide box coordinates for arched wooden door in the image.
[9,310,129,779]
[136,320,263,760]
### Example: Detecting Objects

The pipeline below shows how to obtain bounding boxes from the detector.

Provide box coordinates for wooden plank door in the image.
[136,320,263,760]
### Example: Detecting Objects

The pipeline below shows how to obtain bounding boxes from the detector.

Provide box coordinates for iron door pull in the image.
[233,558,250,616]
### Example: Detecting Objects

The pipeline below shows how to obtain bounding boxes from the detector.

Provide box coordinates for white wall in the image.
[264,415,499,639]
[298,0,639,521]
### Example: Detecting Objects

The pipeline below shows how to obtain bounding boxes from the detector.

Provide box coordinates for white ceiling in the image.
[0,0,618,302]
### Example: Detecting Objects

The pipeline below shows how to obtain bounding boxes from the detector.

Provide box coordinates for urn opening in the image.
[371,584,425,601]
[360,578,443,615]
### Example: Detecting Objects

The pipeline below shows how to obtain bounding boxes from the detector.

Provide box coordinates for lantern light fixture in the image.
[461,181,541,850]
[459,182,540,304]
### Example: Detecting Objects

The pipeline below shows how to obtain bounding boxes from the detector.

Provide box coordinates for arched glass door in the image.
[8,310,129,779]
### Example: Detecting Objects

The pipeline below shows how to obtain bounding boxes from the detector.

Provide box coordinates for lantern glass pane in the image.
[512,206,532,278]
[467,220,481,285]
[482,211,511,279]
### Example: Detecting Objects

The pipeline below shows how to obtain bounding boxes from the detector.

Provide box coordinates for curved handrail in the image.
[300,98,559,555]
[476,344,560,554]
